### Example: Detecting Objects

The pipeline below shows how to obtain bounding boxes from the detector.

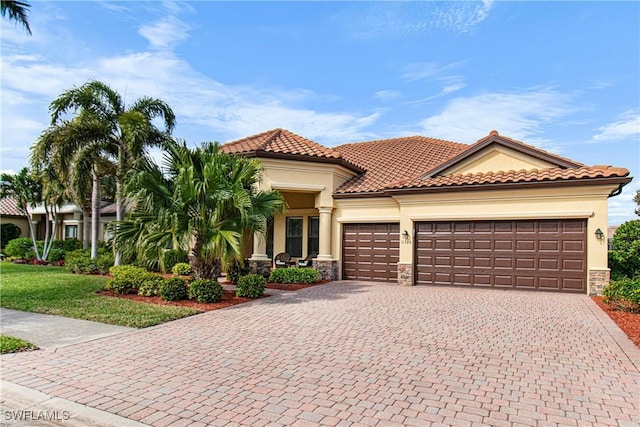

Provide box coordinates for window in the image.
[308,216,319,256]
[65,225,78,239]
[286,217,303,257]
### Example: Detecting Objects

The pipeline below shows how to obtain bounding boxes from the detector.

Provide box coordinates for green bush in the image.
[159,277,188,301]
[269,267,319,284]
[138,275,165,297]
[609,220,640,280]
[236,274,266,298]
[46,248,65,263]
[172,262,192,276]
[602,277,640,312]
[66,249,114,274]
[107,265,152,295]
[63,238,82,252]
[188,279,224,303]
[162,249,188,274]
[0,224,21,249]
[4,237,34,258]
[227,258,250,285]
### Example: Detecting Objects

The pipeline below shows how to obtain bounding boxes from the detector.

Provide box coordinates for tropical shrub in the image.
[4,237,34,258]
[0,224,21,249]
[608,220,640,280]
[236,274,266,298]
[188,279,224,303]
[172,262,192,276]
[227,258,250,285]
[159,277,188,301]
[107,265,151,294]
[62,238,82,252]
[138,275,164,297]
[269,267,319,284]
[602,277,640,313]
[46,248,65,263]
[66,249,114,274]
[162,249,188,274]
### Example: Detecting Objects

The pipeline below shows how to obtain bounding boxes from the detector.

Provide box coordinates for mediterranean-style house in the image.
[221,128,631,295]
[3,128,630,295]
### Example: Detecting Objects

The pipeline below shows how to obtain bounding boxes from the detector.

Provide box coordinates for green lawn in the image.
[0,335,38,354]
[0,263,199,328]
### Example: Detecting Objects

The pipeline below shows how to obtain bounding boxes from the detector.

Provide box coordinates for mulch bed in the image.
[98,290,264,312]
[592,296,640,348]
[264,280,330,291]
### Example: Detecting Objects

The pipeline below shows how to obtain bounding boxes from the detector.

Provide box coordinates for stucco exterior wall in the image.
[445,145,557,175]
[0,216,30,238]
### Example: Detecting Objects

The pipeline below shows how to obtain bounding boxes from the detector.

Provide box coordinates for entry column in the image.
[316,207,333,260]
[249,225,271,277]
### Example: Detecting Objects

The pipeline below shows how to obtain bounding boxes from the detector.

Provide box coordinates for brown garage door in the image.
[415,219,586,292]
[343,223,399,282]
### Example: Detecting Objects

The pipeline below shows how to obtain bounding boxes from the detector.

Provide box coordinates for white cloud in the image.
[419,88,576,144]
[608,183,639,226]
[332,1,494,40]
[401,61,465,83]
[374,90,403,101]
[592,109,640,142]
[138,16,191,50]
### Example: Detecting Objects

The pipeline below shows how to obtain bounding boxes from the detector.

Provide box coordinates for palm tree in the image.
[1,0,31,34]
[31,115,117,258]
[112,140,285,279]
[48,80,175,264]
[0,168,41,258]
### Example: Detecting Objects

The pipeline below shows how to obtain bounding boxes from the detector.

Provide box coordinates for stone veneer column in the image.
[249,231,272,278]
[397,263,413,286]
[588,268,610,296]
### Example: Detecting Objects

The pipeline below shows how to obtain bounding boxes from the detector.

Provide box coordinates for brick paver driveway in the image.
[2,282,639,426]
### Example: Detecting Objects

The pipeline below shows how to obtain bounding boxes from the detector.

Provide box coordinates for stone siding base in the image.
[249,259,272,278]
[397,263,413,286]
[313,260,338,281]
[588,269,610,296]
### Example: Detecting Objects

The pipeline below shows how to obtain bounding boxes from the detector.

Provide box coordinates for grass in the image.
[0,335,38,354]
[0,263,199,328]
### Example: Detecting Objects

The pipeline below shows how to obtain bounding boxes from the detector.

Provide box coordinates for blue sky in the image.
[1,1,638,225]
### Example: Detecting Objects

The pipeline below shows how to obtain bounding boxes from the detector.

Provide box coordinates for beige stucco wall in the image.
[0,216,30,238]
[445,145,557,175]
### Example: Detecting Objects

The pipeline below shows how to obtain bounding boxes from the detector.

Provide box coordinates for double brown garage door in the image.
[342,219,587,292]
[415,219,587,292]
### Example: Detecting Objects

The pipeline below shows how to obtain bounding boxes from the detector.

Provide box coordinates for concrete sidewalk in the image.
[0,308,134,349]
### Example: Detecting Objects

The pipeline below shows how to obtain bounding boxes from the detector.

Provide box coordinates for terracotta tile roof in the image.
[386,165,631,191]
[221,128,344,159]
[334,136,468,194]
[0,197,25,217]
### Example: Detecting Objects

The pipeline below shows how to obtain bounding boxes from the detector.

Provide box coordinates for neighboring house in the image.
[28,202,116,242]
[0,197,30,238]
[607,225,619,250]
[222,128,631,295]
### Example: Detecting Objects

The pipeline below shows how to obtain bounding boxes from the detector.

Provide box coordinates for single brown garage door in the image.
[343,223,399,282]
[415,219,586,292]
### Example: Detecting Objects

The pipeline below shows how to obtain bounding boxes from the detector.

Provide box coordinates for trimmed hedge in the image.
[65,249,114,275]
[138,275,165,297]
[162,249,188,273]
[236,274,266,298]
[159,277,188,301]
[269,267,319,284]
[107,265,152,295]
[188,279,224,303]
[227,258,250,285]
[4,237,33,258]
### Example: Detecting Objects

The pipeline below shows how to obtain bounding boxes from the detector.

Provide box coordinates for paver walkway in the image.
[1,282,639,426]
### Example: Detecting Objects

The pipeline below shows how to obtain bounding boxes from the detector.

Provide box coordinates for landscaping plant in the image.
[269,267,319,284]
[227,258,250,285]
[159,277,188,301]
[137,275,165,297]
[602,277,640,313]
[188,279,224,303]
[172,262,192,276]
[236,274,266,298]
[107,265,152,295]
[608,220,640,280]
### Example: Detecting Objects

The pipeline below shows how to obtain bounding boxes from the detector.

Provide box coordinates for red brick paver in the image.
[2,282,639,426]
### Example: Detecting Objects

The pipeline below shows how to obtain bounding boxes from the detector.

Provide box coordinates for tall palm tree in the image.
[31,116,117,258]
[112,140,285,279]
[1,0,31,34]
[48,80,175,264]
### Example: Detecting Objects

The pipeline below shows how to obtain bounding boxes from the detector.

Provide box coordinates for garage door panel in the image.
[415,219,586,293]
[342,223,399,282]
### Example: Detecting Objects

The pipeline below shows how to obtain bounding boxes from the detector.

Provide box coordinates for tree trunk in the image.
[114,152,124,265]
[189,235,221,279]
[82,206,90,250]
[91,170,100,259]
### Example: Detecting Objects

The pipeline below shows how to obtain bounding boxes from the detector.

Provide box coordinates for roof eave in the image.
[382,176,633,196]
[236,150,365,174]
